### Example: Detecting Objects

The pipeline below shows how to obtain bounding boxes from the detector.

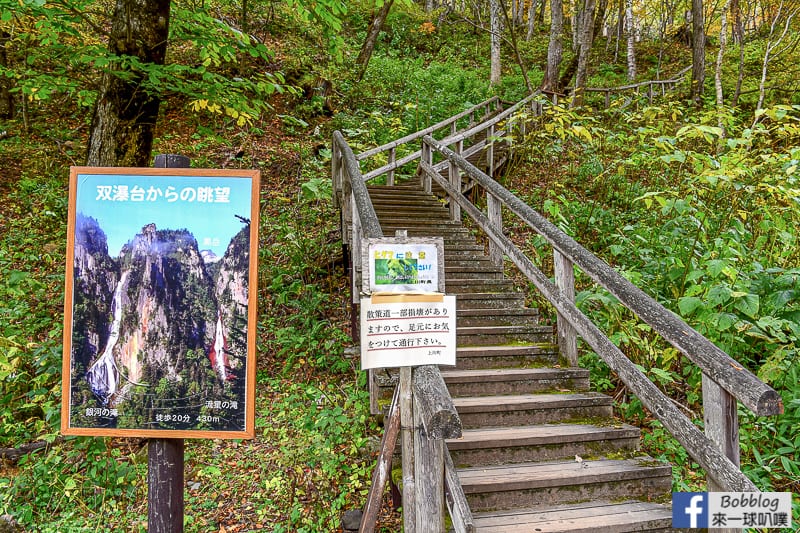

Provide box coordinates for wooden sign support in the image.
[148,153,190,533]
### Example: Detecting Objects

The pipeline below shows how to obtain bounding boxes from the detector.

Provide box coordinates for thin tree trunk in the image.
[715,0,731,141]
[691,0,705,105]
[86,0,171,167]
[527,0,538,40]
[731,0,745,106]
[356,0,395,81]
[0,31,13,119]
[752,2,799,125]
[543,0,564,92]
[573,0,597,106]
[625,0,636,79]
[490,0,503,85]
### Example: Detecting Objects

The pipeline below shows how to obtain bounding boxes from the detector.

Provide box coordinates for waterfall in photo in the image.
[86,271,129,406]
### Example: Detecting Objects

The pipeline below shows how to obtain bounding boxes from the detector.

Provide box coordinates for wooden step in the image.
[456,308,540,327]
[470,500,676,532]
[457,325,553,346]
[459,458,672,512]
[446,278,517,294]
[444,246,488,258]
[455,344,560,369]
[447,423,639,466]
[453,392,613,428]
[446,265,504,280]
[441,368,589,397]
[456,293,526,310]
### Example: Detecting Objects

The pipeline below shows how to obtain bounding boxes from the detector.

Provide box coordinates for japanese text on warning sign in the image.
[360,295,457,370]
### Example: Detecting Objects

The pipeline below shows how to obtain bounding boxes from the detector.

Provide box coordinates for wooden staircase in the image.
[368,181,679,532]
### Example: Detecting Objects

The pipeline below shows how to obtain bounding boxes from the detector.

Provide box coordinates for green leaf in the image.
[707,285,732,307]
[734,293,760,318]
[678,296,705,316]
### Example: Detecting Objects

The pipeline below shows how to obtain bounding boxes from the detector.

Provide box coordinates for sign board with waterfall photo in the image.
[61,167,260,439]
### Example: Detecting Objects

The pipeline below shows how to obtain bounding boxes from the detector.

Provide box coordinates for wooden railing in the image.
[584,66,692,108]
[332,131,475,533]
[419,133,783,494]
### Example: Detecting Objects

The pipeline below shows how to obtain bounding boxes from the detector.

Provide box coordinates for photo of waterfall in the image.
[62,167,259,438]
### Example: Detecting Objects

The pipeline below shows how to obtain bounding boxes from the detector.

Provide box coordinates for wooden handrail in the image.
[419,135,783,493]
[356,97,501,160]
[425,136,781,416]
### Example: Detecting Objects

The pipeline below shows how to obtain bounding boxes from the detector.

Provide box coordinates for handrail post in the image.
[553,250,578,366]
[486,124,495,178]
[449,140,463,222]
[400,367,417,532]
[487,192,503,267]
[411,365,461,532]
[703,376,741,533]
[422,141,433,194]
[413,392,445,532]
[388,147,396,186]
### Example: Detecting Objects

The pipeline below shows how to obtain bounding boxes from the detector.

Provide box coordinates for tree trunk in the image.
[86,0,171,167]
[559,0,604,93]
[0,31,13,119]
[490,0,503,86]
[573,0,597,106]
[691,0,705,105]
[625,0,636,79]
[731,0,745,106]
[542,0,564,92]
[356,0,395,81]
[527,0,538,40]
[715,0,731,142]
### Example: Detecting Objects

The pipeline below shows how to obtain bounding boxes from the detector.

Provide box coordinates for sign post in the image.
[149,154,189,533]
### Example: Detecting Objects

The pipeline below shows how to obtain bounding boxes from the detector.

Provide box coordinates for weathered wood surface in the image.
[360,386,401,533]
[400,367,416,533]
[554,251,578,366]
[443,445,475,533]
[703,376,742,532]
[412,365,462,440]
[472,501,674,531]
[148,438,184,533]
[413,394,445,531]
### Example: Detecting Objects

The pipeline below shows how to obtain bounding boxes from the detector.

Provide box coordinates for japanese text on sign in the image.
[361,295,456,370]
[95,185,231,203]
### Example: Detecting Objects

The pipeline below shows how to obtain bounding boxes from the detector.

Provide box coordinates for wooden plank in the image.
[473,500,673,531]
[443,445,475,533]
[413,393,445,531]
[440,367,588,383]
[554,251,578,366]
[487,192,503,267]
[703,374,741,533]
[448,423,639,450]
[400,367,416,533]
[452,392,611,413]
[457,458,671,492]
[360,385,401,533]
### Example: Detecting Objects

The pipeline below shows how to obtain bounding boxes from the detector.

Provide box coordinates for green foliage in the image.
[0,0,291,126]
